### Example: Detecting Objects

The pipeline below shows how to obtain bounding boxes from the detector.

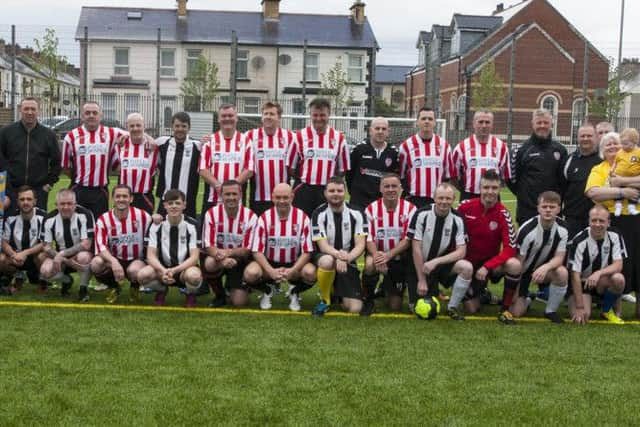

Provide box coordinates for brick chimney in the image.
[493,3,504,15]
[350,1,366,25]
[262,0,281,21]
[177,0,188,18]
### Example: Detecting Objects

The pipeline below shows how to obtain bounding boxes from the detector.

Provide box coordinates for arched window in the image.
[540,94,558,137]
[457,94,467,131]
[571,98,589,144]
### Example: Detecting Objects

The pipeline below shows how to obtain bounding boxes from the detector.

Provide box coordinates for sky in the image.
[0,0,637,67]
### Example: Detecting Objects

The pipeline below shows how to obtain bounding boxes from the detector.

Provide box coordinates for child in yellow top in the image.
[612,128,640,216]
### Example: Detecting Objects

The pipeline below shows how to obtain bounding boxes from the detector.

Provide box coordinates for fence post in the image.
[507,35,517,146]
[302,39,307,108]
[81,26,88,104]
[10,25,16,121]
[156,28,161,135]
[581,40,589,123]
[229,31,237,105]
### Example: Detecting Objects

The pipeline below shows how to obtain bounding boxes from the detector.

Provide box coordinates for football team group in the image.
[1,95,639,325]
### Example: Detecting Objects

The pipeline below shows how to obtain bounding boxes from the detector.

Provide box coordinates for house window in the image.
[571,98,589,144]
[348,54,364,82]
[391,90,404,105]
[541,94,559,137]
[102,93,117,121]
[457,94,467,131]
[243,97,260,114]
[186,49,202,75]
[125,94,140,117]
[292,98,306,129]
[164,106,173,128]
[160,49,176,77]
[236,50,249,79]
[374,85,383,98]
[305,53,319,81]
[114,48,129,75]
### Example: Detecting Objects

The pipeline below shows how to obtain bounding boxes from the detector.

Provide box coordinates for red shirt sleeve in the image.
[483,205,517,270]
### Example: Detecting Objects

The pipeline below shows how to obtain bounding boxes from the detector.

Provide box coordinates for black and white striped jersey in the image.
[311,203,367,252]
[569,228,626,279]
[147,215,200,268]
[407,204,466,261]
[517,215,568,274]
[41,205,95,250]
[3,208,47,251]
[155,136,202,216]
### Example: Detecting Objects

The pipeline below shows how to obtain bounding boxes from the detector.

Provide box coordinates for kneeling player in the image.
[40,190,94,300]
[311,176,367,316]
[91,185,151,304]
[137,190,202,307]
[458,170,522,324]
[0,186,47,293]
[202,180,258,308]
[409,183,472,320]
[511,191,569,323]
[243,183,316,311]
[568,204,626,325]
[361,173,416,315]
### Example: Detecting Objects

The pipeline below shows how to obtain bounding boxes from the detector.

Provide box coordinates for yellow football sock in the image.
[316,268,336,305]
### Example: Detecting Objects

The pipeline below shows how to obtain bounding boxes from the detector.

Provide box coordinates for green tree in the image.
[470,60,506,111]
[180,55,220,111]
[590,65,630,121]
[320,58,353,114]
[32,28,67,117]
[374,97,395,116]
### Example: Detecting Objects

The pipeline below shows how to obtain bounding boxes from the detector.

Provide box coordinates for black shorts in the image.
[381,258,412,297]
[220,260,249,290]
[467,262,504,299]
[292,183,325,217]
[566,280,603,298]
[95,258,140,285]
[406,195,434,209]
[425,262,457,296]
[517,272,550,297]
[332,264,362,300]
[132,192,155,214]
[250,200,273,217]
[20,255,41,283]
[72,185,109,219]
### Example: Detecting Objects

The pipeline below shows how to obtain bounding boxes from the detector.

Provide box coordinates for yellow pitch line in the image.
[0,301,638,325]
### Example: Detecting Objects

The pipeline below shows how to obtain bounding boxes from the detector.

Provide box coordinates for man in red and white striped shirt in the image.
[452,110,511,201]
[117,113,159,214]
[244,183,316,310]
[61,101,124,218]
[361,173,417,315]
[91,184,152,304]
[245,101,294,215]
[398,107,453,208]
[199,104,253,209]
[202,180,258,308]
[286,98,350,216]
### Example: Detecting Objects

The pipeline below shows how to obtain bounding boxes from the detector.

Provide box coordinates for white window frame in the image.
[125,93,140,117]
[305,53,319,82]
[114,47,129,75]
[571,98,589,144]
[243,97,260,114]
[160,49,176,77]
[541,94,559,137]
[348,54,364,82]
[102,93,117,121]
[186,49,203,75]
[236,50,249,79]
[457,94,467,131]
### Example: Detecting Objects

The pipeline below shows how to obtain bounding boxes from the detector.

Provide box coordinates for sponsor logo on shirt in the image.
[78,144,109,156]
[256,149,286,160]
[305,148,336,160]
[267,237,298,248]
[122,158,151,169]
[213,152,243,162]
[112,234,141,245]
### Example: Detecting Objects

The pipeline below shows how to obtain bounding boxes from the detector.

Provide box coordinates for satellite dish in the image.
[252,56,266,70]
[278,54,291,65]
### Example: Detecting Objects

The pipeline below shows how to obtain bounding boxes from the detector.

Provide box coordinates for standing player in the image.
[40,189,94,300]
[91,185,151,304]
[360,173,417,315]
[0,186,47,293]
[311,176,367,316]
[137,190,202,307]
[452,110,511,201]
[398,107,453,208]
[458,170,522,324]
[155,112,202,219]
[61,101,124,219]
[244,183,316,311]
[199,104,252,210]
[409,183,472,320]
[201,180,258,308]
[568,204,626,324]
[346,117,399,209]
[116,113,159,214]
[244,102,293,215]
[287,98,350,216]
[511,191,569,323]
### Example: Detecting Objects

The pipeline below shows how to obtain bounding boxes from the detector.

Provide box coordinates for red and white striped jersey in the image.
[398,134,453,198]
[452,134,511,194]
[251,206,313,264]
[94,207,151,261]
[61,125,123,187]
[286,126,350,186]
[245,127,293,201]
[117,137,160,194]
[202,204,258,250]
[365,198,416,254]
[199,131,252,204]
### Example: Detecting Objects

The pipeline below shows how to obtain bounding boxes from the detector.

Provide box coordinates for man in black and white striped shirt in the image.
[512,191,569,323]
[568,204,626,325]
[311,176,367,316]
[408,183,472,320]
[40,189,94,300]
[0,186,47,293]
[137,189,202,307]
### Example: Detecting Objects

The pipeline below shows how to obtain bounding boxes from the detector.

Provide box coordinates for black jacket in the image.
[346,139,399,209]
[507,133,567,225]
[0,120,61,189]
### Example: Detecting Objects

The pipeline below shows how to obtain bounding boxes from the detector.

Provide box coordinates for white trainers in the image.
[628,204,639,215]
[288,293,301,311]
[614,201,623,217]
[622,293,637,304]
[260,290,273,310]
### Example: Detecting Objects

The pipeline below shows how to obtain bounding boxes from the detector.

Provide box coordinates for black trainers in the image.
[359,299,375,317]
[208,294,226,308]
[544,311,564,324]
[498,310,517,325]
[447,306,465,321]
[78,286,90,303]
[60,275,73,297]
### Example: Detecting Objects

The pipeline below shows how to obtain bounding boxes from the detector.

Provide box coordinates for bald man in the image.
[346,117,399,209]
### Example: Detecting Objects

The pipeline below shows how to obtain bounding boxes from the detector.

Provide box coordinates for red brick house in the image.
[405,0,610,144]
